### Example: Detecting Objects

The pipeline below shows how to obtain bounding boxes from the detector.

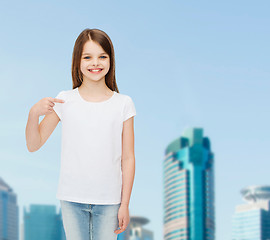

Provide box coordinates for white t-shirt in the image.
[53,87,136,204]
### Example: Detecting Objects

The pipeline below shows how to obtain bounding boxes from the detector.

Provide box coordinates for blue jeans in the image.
[60,200,121,240]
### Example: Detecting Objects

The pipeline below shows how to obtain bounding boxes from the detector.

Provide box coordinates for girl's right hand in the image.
[31,97,65,117]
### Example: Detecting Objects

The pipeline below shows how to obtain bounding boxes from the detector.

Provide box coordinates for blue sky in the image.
[0,0,269,239]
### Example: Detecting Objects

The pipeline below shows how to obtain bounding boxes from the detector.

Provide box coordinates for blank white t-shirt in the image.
[53,87,136,204]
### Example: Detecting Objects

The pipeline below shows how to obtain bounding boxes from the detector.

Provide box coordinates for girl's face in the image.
[80,40,110,83]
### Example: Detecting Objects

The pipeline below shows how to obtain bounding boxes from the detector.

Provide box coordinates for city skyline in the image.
[0,176,154,239]
[0,1,269,239]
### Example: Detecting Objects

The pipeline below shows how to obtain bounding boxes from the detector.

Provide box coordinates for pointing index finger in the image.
[52,98,65,103]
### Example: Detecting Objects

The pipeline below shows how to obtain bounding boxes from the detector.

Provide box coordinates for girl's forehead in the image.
[83,40,104,52]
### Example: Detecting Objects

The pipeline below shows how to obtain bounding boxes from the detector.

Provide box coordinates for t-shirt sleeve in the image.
[53,91,65,121]
[123,96,136,122]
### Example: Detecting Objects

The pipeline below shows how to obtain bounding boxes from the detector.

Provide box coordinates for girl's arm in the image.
[120,116,136,207]
[115,116,136,235]
[25,97,64,152]
[25,108,42,152]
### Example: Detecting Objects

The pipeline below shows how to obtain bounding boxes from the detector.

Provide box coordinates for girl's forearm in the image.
[25,108,41,152]
[121,157,135,207]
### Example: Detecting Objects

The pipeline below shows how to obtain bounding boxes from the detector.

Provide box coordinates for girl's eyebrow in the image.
[82,52,107,55]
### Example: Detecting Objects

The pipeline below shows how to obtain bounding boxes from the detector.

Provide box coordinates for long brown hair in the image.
[71,28,119,93]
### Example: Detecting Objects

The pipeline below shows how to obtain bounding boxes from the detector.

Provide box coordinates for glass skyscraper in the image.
[0,177,19,240]
[163,128,215,240]
[232,185,270,240]
[23,204,65,240]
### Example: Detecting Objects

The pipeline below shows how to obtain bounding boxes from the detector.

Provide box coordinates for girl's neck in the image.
[78,82,113,97]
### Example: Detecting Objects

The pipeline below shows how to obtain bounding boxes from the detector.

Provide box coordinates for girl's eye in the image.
[83,56,107,59]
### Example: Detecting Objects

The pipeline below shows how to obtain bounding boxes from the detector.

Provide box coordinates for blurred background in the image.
[0,0,269,239]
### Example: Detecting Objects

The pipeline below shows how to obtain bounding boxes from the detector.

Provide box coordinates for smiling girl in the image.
[25,28,136,239]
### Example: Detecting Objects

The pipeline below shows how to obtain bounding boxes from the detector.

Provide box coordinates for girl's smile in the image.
[88,68,104,74]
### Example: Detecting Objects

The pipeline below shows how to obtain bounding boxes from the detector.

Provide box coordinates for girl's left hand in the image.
[114,204,130,235]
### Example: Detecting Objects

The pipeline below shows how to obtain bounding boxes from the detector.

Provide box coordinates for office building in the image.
[23,204,65,240]
[117,216,153,240]
[0,177,19,240]
[163,128,215,240]
[232,185,270,240]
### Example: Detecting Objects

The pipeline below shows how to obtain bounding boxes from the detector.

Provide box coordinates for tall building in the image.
[0,177,19,240]
[163,128,215,240]
[23,204,65,240]
[117,216,153,240]
[232,185,270,240]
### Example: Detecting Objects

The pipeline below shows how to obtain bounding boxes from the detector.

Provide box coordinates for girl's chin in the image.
[82,76,106,82]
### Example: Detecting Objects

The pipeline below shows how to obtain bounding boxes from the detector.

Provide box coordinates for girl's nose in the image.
[92,58,99,66]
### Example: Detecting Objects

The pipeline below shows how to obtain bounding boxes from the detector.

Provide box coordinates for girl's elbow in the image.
[27,146,35,153]
[26,143,40,153]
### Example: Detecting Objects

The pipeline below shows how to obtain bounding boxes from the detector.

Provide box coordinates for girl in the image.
[25,28,136,240]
